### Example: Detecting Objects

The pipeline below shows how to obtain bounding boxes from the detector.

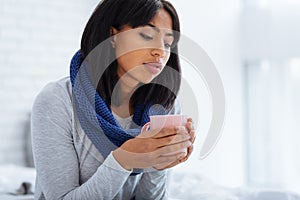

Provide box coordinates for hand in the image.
[153,117,195,170]
[112,126,192,170]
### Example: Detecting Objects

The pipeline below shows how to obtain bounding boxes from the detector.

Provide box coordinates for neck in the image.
[120,83,135,103]
[111,76,139,117]
[117,69,140,103]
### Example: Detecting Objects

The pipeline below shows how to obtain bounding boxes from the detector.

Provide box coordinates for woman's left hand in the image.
[154,117,195,170]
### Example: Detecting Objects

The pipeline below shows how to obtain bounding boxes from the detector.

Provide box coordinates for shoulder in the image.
[34,77,72,103]
[37,77,72,99]
[32,77,73,114]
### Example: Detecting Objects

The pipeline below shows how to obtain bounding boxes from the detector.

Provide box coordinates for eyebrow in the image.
[147,23,174,37]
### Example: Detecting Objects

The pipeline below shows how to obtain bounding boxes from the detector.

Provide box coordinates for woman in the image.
[31,0,195,199]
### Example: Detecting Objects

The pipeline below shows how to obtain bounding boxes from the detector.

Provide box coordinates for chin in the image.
[138,75,156,84]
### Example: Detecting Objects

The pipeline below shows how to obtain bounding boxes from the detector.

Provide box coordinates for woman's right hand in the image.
[112,126,191,170]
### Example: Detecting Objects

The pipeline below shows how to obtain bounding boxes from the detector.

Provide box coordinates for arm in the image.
[32,82,131,200]
[132,99,195,199]
[132,99,180,199]
[134,168,168,200]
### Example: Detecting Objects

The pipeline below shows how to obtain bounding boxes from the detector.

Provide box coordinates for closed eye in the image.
[140,32,153,40]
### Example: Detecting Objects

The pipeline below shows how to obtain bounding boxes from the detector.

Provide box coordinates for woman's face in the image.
[112,8,174,87]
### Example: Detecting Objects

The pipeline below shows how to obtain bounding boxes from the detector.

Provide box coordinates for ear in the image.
[110,27,118,48]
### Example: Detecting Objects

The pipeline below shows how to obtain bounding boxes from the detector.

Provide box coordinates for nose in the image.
[151,48,165,58]
[150,40,166,58]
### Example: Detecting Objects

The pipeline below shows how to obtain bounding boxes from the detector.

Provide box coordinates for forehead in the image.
[119,8,173,34]
[149,9,173,30]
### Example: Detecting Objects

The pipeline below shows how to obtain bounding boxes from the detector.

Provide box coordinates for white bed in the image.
[0,165,35,200]
[1,164,300,200]
[167,170,300,200]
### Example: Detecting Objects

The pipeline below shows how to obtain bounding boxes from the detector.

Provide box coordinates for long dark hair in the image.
[81,0,181,110]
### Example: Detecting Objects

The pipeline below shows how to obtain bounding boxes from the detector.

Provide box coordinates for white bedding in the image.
[0,165,35,200]
[1,164,299,200]
[168,171,300,200]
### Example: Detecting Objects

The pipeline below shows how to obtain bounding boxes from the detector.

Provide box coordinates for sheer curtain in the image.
[243,0,300,194]
[245,59,300,192]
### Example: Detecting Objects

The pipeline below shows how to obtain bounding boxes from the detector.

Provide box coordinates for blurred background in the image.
[0,0,299,196]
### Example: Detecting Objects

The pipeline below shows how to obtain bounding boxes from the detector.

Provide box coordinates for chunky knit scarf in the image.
[70,50,165,174]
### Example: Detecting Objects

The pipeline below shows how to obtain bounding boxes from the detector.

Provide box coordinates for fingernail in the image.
[185,134,190,139]
[176,126,185,132]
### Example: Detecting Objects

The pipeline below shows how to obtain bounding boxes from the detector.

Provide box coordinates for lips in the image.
[143,62,163,74]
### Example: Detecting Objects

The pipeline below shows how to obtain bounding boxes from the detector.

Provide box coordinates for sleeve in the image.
[31,82,132,200]
[134,98,182,199]
[134,168,168,200]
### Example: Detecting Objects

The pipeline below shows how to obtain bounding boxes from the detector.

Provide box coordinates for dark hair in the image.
[81,0,181,110]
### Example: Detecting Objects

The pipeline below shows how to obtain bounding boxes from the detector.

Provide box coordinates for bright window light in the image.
[289,58,300,80]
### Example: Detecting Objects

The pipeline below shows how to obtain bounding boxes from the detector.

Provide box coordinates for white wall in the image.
[170,0,246,187]
[242,4,300,61]
[0,0,98,165]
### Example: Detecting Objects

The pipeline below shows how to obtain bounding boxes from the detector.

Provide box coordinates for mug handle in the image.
[141,122,150,132]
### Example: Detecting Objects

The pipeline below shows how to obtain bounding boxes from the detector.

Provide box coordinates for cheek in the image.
[115,36,146,58]
[116,50,145,69]
[163,52,171,65]
[116,54,133,70]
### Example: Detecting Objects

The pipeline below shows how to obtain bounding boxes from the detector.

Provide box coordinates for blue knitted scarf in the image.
[70,50,165,174]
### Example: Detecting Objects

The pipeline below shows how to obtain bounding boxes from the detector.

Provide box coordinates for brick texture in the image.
[0,0,98,166]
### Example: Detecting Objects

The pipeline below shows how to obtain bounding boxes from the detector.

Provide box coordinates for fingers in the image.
[139,125,188,139]
[155,140,192,156]
[189,130,196,143]
[155,143,194,170]
[156,159,180,170]
[157,152,186,164]
[186,121,193,132]
[155,133,190,148]
[180,144,193,162]
[139,126,174,138]
[186,118,196,144]
[153,126,188,138]
[131,116,195,170]
[140,117,195,140]
[154,152,186,170]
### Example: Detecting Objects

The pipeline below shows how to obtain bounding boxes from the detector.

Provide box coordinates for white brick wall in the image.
[0,0,99,166]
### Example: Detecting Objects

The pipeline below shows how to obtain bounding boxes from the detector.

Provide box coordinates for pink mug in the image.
[142,114,188,156]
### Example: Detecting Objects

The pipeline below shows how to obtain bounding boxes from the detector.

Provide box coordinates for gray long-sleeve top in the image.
[31,77,180,200]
